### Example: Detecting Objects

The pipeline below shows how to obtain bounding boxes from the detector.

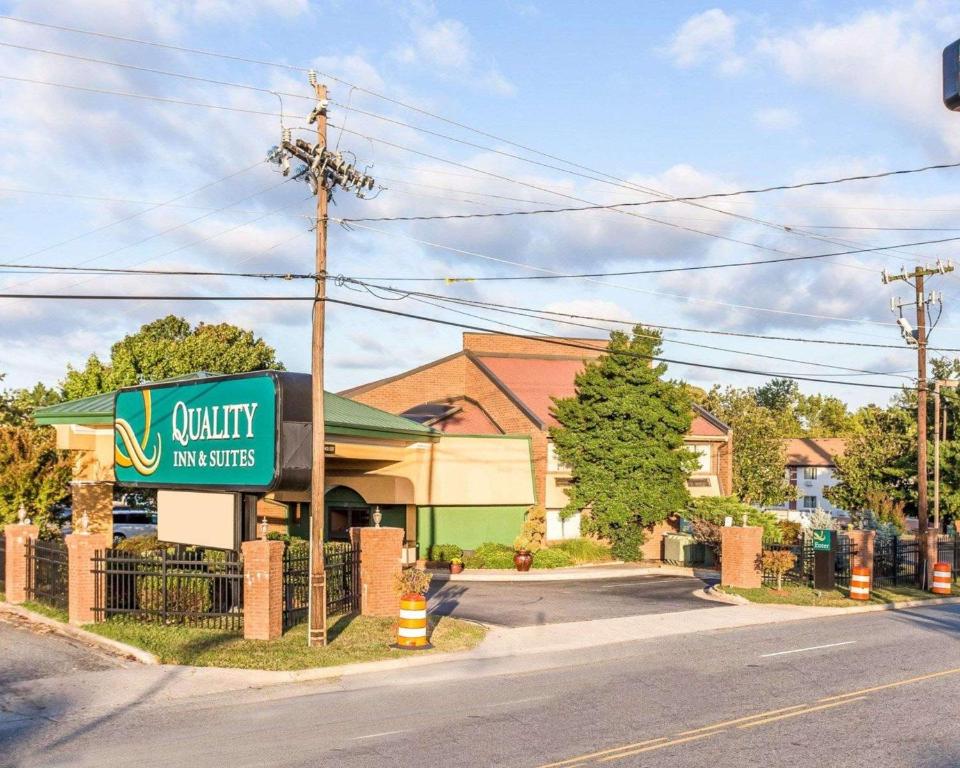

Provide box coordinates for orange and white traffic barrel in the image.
[396,593,432,650]
[932,562,953,595]
[850,567,871,601]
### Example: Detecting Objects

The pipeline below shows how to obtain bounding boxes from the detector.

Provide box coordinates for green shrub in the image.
[551,538,613,564]
[608,524,646,562]
[115,534,164,555]
[136,570,212,617]
[532,548,574,569]
[429,544,464,562]
[464,542,515,569]
[688,497,782,545]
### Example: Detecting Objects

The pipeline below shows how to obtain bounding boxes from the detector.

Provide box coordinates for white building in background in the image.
[775,438,850,520]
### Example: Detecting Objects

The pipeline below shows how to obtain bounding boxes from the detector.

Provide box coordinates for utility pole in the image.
[883,260,954,580]
[933,379,960,532]
[268,73,376,647]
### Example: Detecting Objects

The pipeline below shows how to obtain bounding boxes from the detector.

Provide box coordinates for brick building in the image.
[342,333,733,554]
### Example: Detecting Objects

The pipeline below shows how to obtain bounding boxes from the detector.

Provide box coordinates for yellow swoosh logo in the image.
[115,390,161,475]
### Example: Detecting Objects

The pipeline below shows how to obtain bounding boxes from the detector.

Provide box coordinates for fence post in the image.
[4,524,39,604]
[720,526,763,589]
[241,539,284,641]
[350,526,404,617]
[65,533,110,625]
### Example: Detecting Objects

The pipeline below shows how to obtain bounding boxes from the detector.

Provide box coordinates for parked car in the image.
[60,505,158,543]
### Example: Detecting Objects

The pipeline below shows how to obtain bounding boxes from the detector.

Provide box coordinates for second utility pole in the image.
[309,79,329,648]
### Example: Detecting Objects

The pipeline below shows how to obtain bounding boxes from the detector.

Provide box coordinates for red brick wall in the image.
[350,354,468,414]
[242,539,284,640]
[720,526,763,588]
[4,524,38,603]
[66,533,110,624]
[718,438,734,497]
[351,526,404,617]
[462,333,605,357]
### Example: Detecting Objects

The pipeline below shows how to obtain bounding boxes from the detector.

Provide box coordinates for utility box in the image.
[663,532,702,565]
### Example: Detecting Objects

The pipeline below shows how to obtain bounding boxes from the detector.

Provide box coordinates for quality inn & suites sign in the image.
[114,372,311,491]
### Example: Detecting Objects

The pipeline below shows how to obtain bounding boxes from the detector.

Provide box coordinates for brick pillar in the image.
[241,539,284,640]
[4,524,39,603]
[845,530,876,572]
[65,533,110,625]
[70,481,114,538]
[350,526,404,617]
[720,526,763,588]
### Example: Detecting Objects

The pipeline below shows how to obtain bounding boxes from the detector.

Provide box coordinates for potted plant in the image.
[513,534,534,572]
[449,557,464,575]
[393,567,434,650]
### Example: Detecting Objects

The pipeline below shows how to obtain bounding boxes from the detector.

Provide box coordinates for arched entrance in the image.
[325,486,371,541]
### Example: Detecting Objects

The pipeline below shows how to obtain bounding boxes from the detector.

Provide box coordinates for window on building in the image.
[547,442,571,473]
[803,467,819,480]
[802,496,818,510]
[689,444,711,473]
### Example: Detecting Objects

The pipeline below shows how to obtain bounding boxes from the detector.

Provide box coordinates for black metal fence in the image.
[93,547,244,631]
[25,538,69,611]
[282,541,361,630]
[762,536,857,588]
[937,536,960,577]
[872,536,920,588]
[0,534,6,594]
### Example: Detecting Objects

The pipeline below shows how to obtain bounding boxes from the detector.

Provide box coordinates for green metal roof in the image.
[34,375,433,440]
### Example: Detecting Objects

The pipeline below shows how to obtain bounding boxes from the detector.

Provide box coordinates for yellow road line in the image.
[537,738,669,768]
[819,666,960,702]
[737,697,867,729]
[595,731,723,763]
[676,704,810,735]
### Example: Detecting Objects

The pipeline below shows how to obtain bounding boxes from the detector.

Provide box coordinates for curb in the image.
[430,565,719,583]
[696,586,748,605]
[0,602,159,665]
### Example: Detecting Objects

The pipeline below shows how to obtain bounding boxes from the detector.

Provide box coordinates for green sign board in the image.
[115,374,279,490]
[812,528,833,552]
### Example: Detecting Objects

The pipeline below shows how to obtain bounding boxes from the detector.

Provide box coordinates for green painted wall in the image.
[417,505,527,552]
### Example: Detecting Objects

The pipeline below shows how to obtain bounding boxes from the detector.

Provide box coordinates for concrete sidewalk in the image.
[429,563,719,582]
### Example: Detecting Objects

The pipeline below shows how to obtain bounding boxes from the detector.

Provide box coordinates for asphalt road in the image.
[4,604,960,767]
[0,614,125,686]
[428,574,721,626]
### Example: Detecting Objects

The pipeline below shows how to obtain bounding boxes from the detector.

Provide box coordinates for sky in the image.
[2,0,960,408]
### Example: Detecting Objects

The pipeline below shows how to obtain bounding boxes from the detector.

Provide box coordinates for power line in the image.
[4,162,264,267]
[0,288,913,390]
[337,219,960,279]
[0,262,315,279]
[0,13,948,270]
[338,158,960,223]
[335,220,903,329]
[324,298,912,391]
[3,69,945,274]
[370,286,913,380]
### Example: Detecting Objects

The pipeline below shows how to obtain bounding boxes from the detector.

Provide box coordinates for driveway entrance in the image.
[427,574,723,627]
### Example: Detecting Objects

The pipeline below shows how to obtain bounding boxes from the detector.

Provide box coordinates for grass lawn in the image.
[21,600,69,622]
[85,613,487,670]
[723,582,960,607]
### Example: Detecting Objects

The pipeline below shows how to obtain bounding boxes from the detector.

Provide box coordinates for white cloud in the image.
[392,14,516,96]
[665,8,744,75]
[754,106,799,131]
[758,6,960,155]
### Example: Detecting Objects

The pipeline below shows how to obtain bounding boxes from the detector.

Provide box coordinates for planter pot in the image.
[449,562,464,574]
[514,550,533,572]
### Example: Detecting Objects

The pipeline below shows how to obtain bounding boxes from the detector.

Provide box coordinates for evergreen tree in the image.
[550,327,695,561]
